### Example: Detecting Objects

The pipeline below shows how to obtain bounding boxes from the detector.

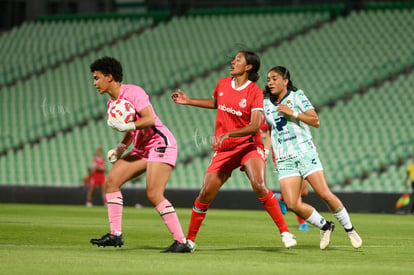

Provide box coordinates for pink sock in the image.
[156,199,186,244]
[106,191,123,235]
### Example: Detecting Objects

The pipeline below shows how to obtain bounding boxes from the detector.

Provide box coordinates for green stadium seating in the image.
[1,7,413,192]
[257,8,414,107]
[0,17,153,87]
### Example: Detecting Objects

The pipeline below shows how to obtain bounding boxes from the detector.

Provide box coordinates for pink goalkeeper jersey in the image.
[107,84,176,150]
[213,77,264,151]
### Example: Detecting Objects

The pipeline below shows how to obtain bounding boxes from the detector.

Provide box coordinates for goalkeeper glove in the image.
[107,113,136,132]
[107,143,128,164]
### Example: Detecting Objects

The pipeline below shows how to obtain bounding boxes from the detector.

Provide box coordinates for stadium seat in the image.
[1,7,414,191]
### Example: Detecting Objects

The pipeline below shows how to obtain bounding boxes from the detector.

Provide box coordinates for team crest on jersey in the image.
[239,98,247,108]
[286,100,294,109]
[219,92,224,96]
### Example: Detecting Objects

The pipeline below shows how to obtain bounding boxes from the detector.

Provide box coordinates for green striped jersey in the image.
[263,89,316,161]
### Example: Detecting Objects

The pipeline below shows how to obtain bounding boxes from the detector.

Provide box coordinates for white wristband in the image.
[292,111,299,118]
[264,149,270,156]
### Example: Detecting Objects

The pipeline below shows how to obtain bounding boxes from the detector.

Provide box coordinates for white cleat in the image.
[187,239,196,252]
[320,221,335,250]
[281,232,297,248]
[346,228,362,249]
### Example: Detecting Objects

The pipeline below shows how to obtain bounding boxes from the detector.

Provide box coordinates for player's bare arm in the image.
[134,106,155,129]
[212,110,262,150]
[120,132,133,147]
[277,104,320,128]
[171,89,217,109]
[228,110,262,137]
[264,127,272,161]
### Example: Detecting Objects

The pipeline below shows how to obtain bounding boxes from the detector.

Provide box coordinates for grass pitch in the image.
[1,203,413,274]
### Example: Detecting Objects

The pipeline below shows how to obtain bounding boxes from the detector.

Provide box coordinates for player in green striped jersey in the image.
[263,66,362,249]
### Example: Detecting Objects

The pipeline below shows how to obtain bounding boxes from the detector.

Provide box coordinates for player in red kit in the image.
[171,51,296,251]
[86,147,107,207]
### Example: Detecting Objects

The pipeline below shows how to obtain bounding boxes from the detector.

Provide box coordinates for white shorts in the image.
[277,150,323,180]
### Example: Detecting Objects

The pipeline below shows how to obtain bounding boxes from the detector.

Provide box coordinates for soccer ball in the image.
[107,98,136,124]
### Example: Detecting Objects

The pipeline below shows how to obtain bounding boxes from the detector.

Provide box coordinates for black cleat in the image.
[90,233,124,247]
[162,240,193,253]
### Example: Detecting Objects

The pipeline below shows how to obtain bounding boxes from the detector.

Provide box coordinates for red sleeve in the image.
[260,113,268,132]
[213,78,224,99]
[250,84,264,111]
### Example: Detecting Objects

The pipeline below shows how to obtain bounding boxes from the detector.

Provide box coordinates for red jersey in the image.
[213,77,264,151]
[260,113,268,133]
[92,156,105,173]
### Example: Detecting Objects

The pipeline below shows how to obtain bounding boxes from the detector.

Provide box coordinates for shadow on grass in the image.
[89,244,357,253]
[204,245,316,252]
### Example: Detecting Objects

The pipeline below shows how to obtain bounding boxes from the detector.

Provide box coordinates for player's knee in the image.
[197,189,215,204]
[286,204,298,213]
[104,177,113,187]
[146,189,162,205]
[285,200,300,212]
[250,180,267,196]
[105,175,121,191]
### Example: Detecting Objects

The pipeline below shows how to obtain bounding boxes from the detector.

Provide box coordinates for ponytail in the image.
[242,51,261,83]
[287,79,297,92]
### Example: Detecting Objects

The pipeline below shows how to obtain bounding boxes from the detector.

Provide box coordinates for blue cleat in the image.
[298,222,309,231]
[275,192,287,215]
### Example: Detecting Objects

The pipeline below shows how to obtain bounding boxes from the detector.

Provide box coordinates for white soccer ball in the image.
[107,98,136,124]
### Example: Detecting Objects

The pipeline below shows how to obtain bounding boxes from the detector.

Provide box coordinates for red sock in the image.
[259,190,289,234]
[186,197,210,242]
[296,215,306,225]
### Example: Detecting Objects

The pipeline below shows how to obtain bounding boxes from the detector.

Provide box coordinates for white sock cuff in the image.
[159,205,176,216]
[306,209,326,229]
[107,197,123,206]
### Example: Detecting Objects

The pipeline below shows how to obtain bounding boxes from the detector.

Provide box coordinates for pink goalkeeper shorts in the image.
[130,142,177,167]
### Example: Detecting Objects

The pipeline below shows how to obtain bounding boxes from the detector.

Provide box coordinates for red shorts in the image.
[91,171,105,187]
[207,143,265,176]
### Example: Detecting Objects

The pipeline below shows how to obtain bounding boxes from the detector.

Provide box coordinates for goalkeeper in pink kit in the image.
[89,56,192,252]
